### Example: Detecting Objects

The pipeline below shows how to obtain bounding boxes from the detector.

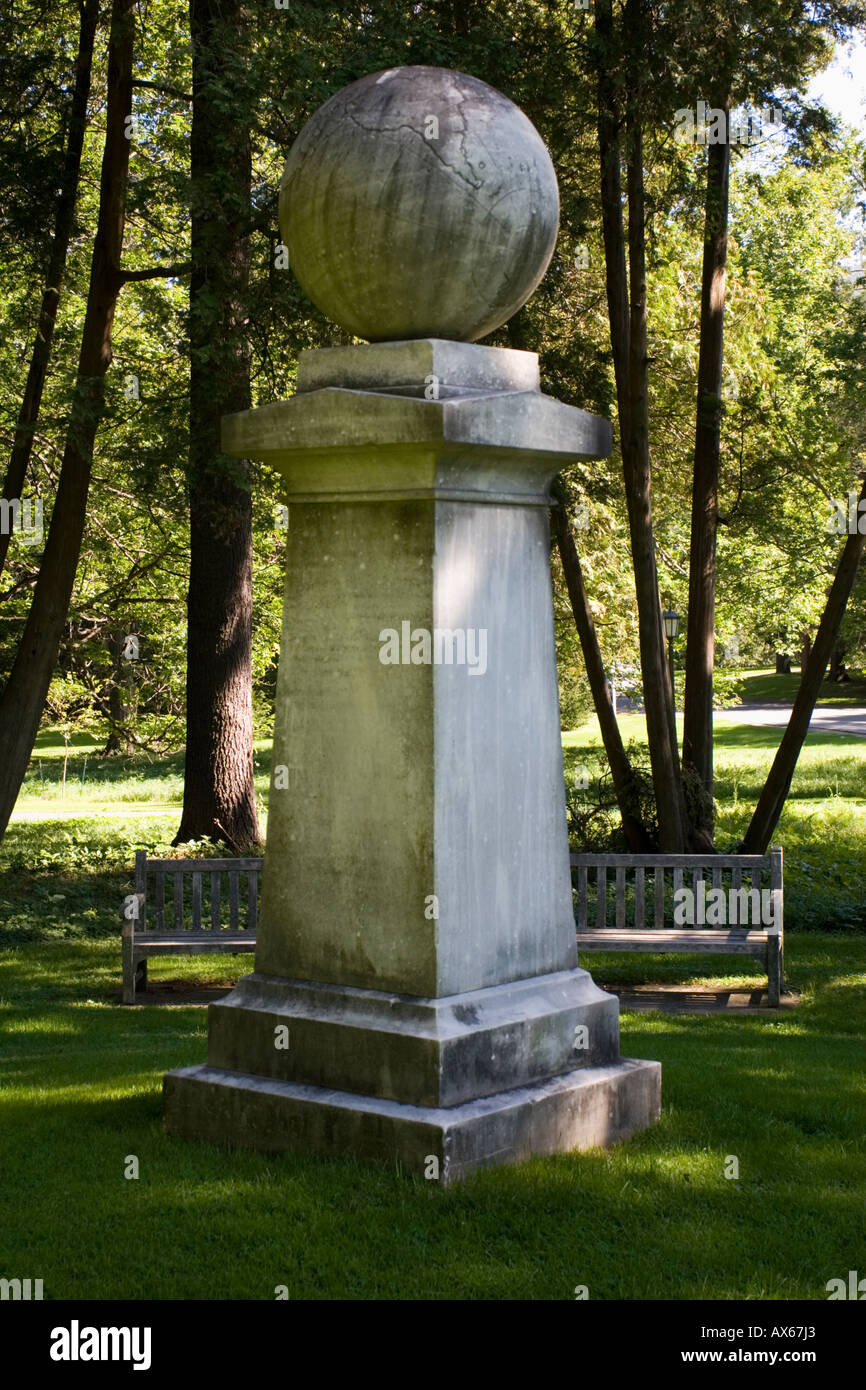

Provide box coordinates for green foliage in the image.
[564,741,659,851]
[2,0,866,845]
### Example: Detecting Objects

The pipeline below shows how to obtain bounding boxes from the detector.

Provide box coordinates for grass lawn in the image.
[1,721,864,1299]
[0,935,863,1300]
[735,666,866,707]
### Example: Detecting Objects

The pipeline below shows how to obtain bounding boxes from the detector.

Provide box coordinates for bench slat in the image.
[173,873,183,931]
[135,850,147,929]
[248,870,258,934]
[570,853,772,869]
[155,872,165,932]
[134,937,256,955]
[654,865,665,927]
[634,865,644,929]
[229,873,239,932]
[144,857,263,872]
[596,866,607,929]
[192,872,202,928]
[578,866,587,930]
[615,866,626,928]
[211,871,221,931]
[578,929,771,955]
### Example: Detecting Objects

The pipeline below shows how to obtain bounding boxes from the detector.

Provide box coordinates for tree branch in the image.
[657,543,689,578]
[118,261,192,282]
[130,79,193,101]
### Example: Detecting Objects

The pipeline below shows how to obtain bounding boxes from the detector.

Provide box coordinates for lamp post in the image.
[662,609,681,694]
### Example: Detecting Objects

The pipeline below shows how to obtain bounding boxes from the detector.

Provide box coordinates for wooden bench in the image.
[571,848,785,1006]
[121,851,263,1003]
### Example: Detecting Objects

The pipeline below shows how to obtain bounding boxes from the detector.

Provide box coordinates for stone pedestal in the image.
[164,340,660,1182]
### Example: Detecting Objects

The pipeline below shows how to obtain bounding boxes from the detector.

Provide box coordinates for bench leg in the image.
[122,933,135,1004]
[767,934,782,1008]
[122,941,147,1004]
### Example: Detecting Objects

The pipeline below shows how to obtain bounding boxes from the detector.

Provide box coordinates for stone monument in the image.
[164,66,661,1182]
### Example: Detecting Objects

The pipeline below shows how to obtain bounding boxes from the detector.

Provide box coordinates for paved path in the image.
[715,704,866,738]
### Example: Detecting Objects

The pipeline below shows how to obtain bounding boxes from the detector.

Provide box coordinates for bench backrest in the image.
[134,851,264,934]
[569,849,783,932]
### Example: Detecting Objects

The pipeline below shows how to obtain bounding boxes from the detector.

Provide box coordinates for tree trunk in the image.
[173,0,260,852]
[0,0,100,579]
[743,474,866,852]
[0,0,135,841]
[829,643,845,682]
[594,0,687,849]
[683,116,730,830]
[551,481,655,851]
[622,96,687,850]
[800,631,811,678]
[775,652,792,675]
[102,630,134,755]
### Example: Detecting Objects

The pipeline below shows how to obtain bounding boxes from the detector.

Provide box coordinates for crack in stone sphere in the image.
[278,66,560,343]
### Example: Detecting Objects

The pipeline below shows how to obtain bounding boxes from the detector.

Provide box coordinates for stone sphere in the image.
[278,66,559,343]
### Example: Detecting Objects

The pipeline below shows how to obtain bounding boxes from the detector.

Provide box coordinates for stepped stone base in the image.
[202,967,620,1107]
[164,1056,661,1185]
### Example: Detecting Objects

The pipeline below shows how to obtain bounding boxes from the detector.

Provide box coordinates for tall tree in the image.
[0,0,136,838]
[592,0,689,849]
[173,0,260,851]
[743,472,866,851]
[0,0,100,578]
[682,112,731,826]
[552,478,654,851]
[676,0,859,830]
[0,0,190,840]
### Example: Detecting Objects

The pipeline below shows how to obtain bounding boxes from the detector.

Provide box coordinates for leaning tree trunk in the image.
[0,0,135,840]
[0,0,100,580]
[173,0,260,852]
[551,481,655,851]
[743,473,866,853]
[682,117,730,835]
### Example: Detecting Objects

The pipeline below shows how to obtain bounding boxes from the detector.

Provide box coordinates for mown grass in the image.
[736,666,866,707]
[1,724,864,1299]
[0,934,863,1299]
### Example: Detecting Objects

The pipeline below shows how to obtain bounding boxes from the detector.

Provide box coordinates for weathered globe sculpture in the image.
[278,66,559,343]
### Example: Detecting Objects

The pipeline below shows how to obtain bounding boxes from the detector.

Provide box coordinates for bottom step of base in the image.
[163,1057,661,1184]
